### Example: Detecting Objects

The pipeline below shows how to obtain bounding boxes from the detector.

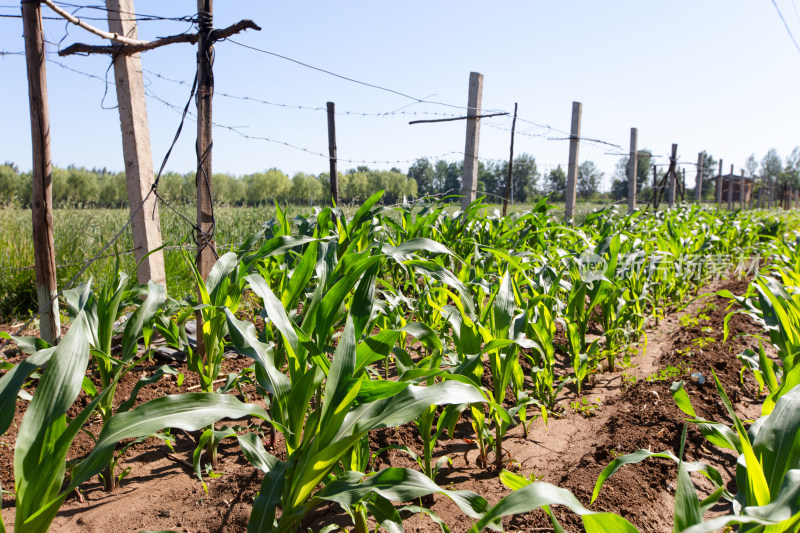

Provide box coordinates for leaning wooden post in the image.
[326,102,339,206]
[502,103,518,216]
[716,159,723,208]
[22,0,60,343]
[196,0,216,279]
[727,164,734,210]
[667,144,677,208]
[565,101,582,224]
[695,152,704,203]
[461,72,483,215]
[627,127,638,213]
[106,0,166,288]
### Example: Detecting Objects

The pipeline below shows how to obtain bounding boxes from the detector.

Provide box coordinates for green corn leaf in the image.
[346,189,385,236]
[308,254,385,345]
[351,260,380,340]
[493,269,515,335]
[468,480,638,533]
[248,460,289,533]
[405,259,476,320]
[120,281,166,362]
[0,347,54,435]
[58,393,270,516]
[14,309,92,532]
[386,237,457,260]
[117,365,182,414]
[355,329,402,375]
[592,448,724,504]
[319,316,358,439]
[237,432,279,474]
[673,426,702,532]
[281,238,318,311]
[224,308,291,422]
[751,383,800,498]
[318,467,490,521]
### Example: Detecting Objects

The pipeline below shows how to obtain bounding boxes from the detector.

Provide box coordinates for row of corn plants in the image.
[1,196,799,532]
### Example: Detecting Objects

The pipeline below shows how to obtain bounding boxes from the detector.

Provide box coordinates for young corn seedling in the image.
[0,284,268,533]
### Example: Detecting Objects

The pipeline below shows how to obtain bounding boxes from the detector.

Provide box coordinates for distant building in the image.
[715,173,754,203]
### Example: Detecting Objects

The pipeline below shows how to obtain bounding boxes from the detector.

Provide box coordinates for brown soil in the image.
[0,276,770,532]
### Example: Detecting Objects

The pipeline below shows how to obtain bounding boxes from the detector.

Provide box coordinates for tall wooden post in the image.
[106,0,166,288]
[502,103,518,216]
[196,0,215,279]
[739,169,745,210]
[627,127,638,213]
[682,168,686,201]
[565,101,582,224]
[668,144,677,208]
[716,159,723,207]
[695,152,704,203]
[461,72,483,214]
[652,164,657,205]
[326,101,339,206]
[22,0,60,343]
[727,164,734,210]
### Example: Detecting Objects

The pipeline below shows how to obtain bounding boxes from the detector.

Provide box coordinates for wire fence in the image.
[0,0,713,349]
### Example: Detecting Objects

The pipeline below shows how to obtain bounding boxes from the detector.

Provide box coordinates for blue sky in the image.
[2,1,800,191]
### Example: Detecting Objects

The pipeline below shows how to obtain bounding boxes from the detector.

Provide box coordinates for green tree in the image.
[545,165,567,200]
[0,163,21,205]
[610,150,653,200]
[577,161,602,200]
[245,169,290,205]
[436,160,462,201]
[98,172,127,207]
[510,153,538,202]
[407,158,435,196]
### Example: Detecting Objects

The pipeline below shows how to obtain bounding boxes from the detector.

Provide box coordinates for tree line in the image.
[2,152,601,208]
[0,164,418,208]
[5,147,796,209]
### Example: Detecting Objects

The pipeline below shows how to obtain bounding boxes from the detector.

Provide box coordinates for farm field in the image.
[0,201,601,321]
[2,197,800,532]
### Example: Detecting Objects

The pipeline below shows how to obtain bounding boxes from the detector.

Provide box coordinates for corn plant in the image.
[467,469,639,532]
[0,284,269,533]
[721,276,800,414]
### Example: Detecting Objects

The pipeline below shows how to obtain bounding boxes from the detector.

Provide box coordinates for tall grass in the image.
[0,205,284,320]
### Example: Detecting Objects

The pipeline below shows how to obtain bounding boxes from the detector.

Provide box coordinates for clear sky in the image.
[2,1,800,192]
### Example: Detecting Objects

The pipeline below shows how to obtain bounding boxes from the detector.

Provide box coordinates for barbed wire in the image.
[143,68,466,119]
[146,86,469,166]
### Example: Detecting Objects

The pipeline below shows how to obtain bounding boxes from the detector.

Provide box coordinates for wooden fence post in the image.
[739,169,745,210]
[196,0,216,280]
[22,0,60,343]
[668,144,677,208]
[502,102,518,216]
[652,165,657,205]
[627,127,637,213]
[106,0,166,288]
[565,101,582,224]
[682,168,686,201]
[695,152,703,203]
[727,164,734,210]
[716,159,723,208]
[326,102,339,206]
[461,72,483,214]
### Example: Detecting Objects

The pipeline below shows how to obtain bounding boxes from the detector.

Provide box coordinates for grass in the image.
[0,205,285,320]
